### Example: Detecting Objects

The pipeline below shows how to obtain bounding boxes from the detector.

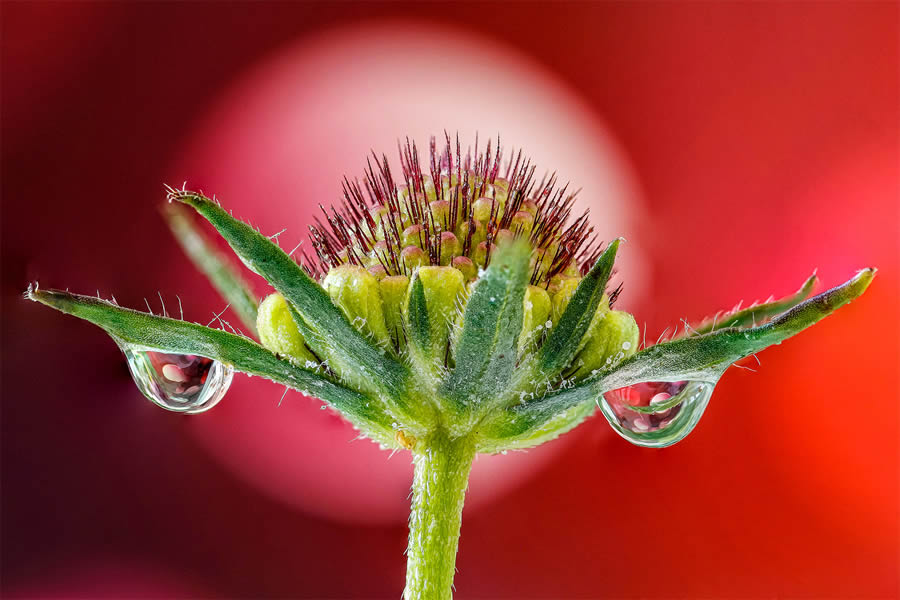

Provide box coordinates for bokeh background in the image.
[2,2,898,598]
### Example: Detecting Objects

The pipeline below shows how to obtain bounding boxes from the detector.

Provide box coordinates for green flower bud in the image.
[451,256,477,282]
[379,275,409,350]
[439,231,460,265]
[322,265,391,349]
[401,246,428,270]
[573,309,639,378]
[455,219,485,252]
[256,293,316,365]
[368,264,388,281]
[519,199,538,216]
[429,200,450,230]
[472,197,497,223]
[519,285,552,356]
[485,181,509,207]
[494,229,515,246]
[472,241,495,268]
[422,175,438,202]
[406,266,466,365]
[510,210,535,237]
[402,224,425,249]
[550,276,583,323]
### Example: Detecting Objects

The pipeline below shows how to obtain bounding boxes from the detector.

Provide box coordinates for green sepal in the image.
[406,266,467,374]
[440,239,529,411]
[481,269,874,449]
[406,274,433,366]
[169,190,409,404]
[536,239,620,377]
[27,287,396,445]
[163,203,259,335]
[380,275,410,353]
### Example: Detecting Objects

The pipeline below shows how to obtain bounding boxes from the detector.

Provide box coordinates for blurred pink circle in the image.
[169,21,646,523]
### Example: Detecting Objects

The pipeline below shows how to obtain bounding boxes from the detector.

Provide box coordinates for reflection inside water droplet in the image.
[122,347,233,413]
[599,380,714,448]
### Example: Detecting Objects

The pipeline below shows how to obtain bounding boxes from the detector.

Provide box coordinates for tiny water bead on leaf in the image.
[121,347,234,414]
[26,134,875,600]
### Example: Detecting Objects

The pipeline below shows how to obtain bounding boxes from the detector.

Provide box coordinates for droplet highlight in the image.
[123,347,233,413]
[598,380,714,448]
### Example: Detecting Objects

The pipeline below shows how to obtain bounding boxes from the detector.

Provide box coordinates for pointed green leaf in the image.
[163,204,259,335]
[169,190,409,404]
[441,240,529,407]
[406,274,432,361]
[538,239,620,375]
[484,268,875,447]
[27,287,395,444]
[602,268,875,390]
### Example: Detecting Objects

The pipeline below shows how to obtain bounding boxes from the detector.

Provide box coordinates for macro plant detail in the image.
[27,135,874,600]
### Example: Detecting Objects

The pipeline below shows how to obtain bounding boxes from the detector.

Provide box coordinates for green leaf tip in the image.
[479,267,875,450]
[168,187,411,406]
[162,202,259,335]
[26,284,396,444]
[537,237,621,375]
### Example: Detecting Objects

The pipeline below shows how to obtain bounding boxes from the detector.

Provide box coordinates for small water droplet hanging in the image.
[598,380,714,448]
[122,347,233,414]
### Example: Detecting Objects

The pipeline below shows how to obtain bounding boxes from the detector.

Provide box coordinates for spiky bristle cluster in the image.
[303,134,607,294]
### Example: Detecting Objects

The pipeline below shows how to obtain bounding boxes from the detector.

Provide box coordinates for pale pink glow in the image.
[171,20,647,523]
[5,561,206,598]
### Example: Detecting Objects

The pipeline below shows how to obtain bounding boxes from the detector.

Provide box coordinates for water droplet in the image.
[598,380,714,448]
[122,347,233,414]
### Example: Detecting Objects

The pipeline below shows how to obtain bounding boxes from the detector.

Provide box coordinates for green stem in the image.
[404,430,477,600]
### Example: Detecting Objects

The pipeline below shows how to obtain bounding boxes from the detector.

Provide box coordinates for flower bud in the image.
[519,199,539,217]
[573,310,639,377]
[439,231,460,266]
[429,200,450,230]
[455,219,485,252]
[379,275,409,350]
[451,256,477,282]
[422,175,438,202]
[519,285,552,356]
[367,264,388,281]
[550,277,583,323]
[401,246,428,270]
[406,266,466,362]
[402,225,425,249]
[256,293,316,364]
[322,265,391,348]
[472,197,497,223]
[510,211,535,237]
[472,241,495,268]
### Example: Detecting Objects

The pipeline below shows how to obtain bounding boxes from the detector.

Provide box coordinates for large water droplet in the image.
[598,380,714,448]
[122,347,233,413]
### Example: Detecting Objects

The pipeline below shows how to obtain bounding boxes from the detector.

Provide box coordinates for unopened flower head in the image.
[254,135,639,445]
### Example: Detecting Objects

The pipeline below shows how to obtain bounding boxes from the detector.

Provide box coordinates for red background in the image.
[2,2,898,598]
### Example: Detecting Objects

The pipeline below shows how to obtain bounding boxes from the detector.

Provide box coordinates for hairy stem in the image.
[404,430,477,600]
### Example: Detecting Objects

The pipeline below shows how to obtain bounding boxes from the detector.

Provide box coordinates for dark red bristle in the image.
[305,134,607,287]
